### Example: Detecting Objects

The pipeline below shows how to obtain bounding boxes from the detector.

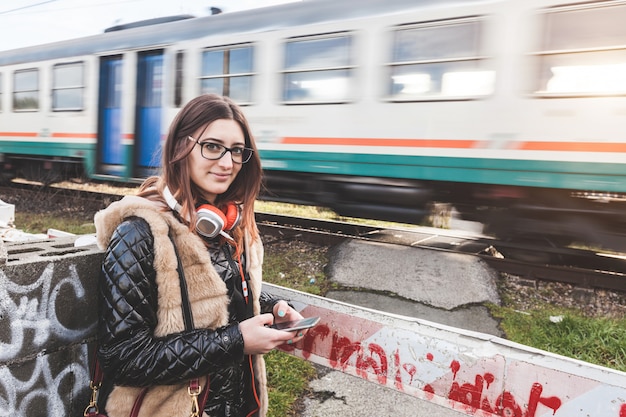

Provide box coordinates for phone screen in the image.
[271,316,320,332]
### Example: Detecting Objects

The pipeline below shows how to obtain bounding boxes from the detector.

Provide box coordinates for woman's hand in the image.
[272,300,303,322]
[272,299,308,342]
[239,313,297,355]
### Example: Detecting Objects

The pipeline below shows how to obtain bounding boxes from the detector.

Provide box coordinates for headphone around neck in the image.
[163,185,241,239]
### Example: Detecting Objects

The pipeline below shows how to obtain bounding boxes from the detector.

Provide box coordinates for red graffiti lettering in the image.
[403,363,417,385]
[449,374,485,409]
[495,391,523,417]
[356,343,387,384]
[481,397,494,414]
[450,360,461,379]
[393,349,402,390]
[527,383,561,416]
[423,383,435,401]
[446,363,561,417]
[293,322,570,417]
[620,403,626,417]
[300,324,330,359]
[393,349,417,390]
[329,332,361,370]
[484,373,494,389]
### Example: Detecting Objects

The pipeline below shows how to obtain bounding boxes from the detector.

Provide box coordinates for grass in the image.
[255,200,425,229]
[15,212,96,235]
[489,304,626,372]
[265,350,318,417]
[262,244,330,296]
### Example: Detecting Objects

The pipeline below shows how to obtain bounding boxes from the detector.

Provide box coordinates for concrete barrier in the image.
[267,284,626,417]
[0,236,100,416]
[1,236,625,416]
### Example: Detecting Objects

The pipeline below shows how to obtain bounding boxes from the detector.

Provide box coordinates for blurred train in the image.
[1,0,626,251]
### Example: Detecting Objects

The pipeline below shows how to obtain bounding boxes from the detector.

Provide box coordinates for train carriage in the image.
[1,0,625,251]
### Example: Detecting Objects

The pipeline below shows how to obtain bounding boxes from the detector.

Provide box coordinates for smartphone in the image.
[271,316,320,332]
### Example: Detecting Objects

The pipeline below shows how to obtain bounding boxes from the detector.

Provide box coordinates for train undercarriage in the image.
[262,171,626,253]
[0,154,84,185]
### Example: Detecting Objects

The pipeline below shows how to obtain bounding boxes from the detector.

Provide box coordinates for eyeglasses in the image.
[188,136,254,164]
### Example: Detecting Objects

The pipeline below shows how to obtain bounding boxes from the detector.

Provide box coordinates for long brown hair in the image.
[138,94,262,242]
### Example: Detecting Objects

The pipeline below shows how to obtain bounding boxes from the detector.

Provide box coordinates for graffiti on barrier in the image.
[0,263,94,360]
[0,263,93,414]
[0,347,90,414]
[428,365,561,417]
[282,314,624,417]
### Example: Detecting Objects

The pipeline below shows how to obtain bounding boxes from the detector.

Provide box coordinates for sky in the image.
[0,0,301,52]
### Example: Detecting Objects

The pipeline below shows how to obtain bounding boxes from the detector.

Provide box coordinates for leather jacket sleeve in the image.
[259,291,294,315]
[259,291,280,314]
[97,216,245,387]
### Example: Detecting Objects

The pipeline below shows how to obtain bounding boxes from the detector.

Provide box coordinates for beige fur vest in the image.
[94,196,268,417]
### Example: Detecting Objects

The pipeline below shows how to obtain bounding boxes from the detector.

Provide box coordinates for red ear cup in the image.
[194,203,241,238]
[222,203,241,231]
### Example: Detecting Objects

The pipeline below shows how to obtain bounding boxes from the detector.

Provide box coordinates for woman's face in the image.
[188,118,245,204]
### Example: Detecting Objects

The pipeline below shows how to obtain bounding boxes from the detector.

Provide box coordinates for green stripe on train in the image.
[0,140,96,176]
[0,141,93,157]
[259,150,626,193]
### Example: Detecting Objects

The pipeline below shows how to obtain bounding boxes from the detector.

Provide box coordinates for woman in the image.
[94,94,305,417]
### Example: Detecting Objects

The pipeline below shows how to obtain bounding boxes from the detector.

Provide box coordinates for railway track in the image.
[4,180,626,294]
[256,212,626,294]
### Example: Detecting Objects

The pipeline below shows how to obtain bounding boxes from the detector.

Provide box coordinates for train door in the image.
[134,50,164,178]
[97,55,126,176]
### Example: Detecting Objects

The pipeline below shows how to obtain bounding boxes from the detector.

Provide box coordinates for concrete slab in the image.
[327,240,501,309]
[302,368,466,417]
[326,290,503,337]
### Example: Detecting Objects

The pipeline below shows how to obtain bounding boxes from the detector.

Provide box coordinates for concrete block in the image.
[0,235,101,416]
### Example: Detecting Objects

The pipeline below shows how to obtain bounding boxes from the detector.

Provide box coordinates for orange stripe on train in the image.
[519,142,626,152]
[0,132,38,137]
[51,132,98,139]
[282,137,626,152]
[0,132,134,140]
[282,137,479,148]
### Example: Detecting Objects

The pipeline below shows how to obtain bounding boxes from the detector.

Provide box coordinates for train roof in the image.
[0,0,481,66]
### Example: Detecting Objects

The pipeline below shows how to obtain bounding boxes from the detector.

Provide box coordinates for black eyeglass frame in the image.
[188,135,254,164]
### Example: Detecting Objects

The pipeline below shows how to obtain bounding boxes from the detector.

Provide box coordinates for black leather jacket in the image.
[97,217,279,416]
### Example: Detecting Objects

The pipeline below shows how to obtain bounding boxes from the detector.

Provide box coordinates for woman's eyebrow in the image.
[197,136,222,143]
[199,137,245,146]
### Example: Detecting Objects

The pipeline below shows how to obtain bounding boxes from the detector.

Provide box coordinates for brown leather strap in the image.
[129,387,150,417]
[198,375,211,412]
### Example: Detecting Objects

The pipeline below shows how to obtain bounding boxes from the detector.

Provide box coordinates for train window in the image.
[282,34,352,103]
[174,51,184,107]
[388,18,493,100]
[200,45,254,103]
[535,2,626,96]
[13,68,39,111]
[52,62,84,111]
